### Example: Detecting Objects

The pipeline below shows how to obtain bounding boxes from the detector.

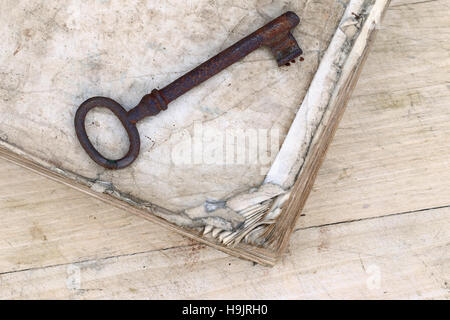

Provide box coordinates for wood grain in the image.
[266,0,387,253]
[0,160,190,274]
[299,0,450,228]
[0,200,448,299]
[0,0,448,298]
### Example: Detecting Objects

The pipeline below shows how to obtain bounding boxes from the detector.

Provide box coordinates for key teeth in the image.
[277,47,303,66]
[268,32,303,67]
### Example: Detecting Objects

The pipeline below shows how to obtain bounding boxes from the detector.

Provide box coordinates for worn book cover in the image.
[0,0,390,265]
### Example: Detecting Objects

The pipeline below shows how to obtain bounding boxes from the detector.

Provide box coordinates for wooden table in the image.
[0,0,448,299]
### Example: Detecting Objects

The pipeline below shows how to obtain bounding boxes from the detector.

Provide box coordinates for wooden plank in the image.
[0,0,391,265]
[0,203,448,299]
[0,0,448,298]
[0,160,190,273]
[300,0,450,228]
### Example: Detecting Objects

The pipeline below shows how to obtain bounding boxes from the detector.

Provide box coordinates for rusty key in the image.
[75,11,302,169]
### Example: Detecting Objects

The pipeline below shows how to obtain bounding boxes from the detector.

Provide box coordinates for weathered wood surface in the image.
[0,0,449,298]
[0,194,448,299]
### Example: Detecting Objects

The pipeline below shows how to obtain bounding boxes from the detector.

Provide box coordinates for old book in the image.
[0,0,390,265]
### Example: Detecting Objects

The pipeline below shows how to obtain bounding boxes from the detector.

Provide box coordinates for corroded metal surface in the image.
[74,11,302,169]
